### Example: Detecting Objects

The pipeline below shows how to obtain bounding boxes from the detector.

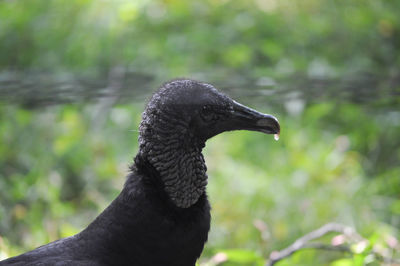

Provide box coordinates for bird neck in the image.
[136,112,208,208]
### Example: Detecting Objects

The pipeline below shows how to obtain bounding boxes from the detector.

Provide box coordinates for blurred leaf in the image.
[330,258,354,266]
[217,249,264,265]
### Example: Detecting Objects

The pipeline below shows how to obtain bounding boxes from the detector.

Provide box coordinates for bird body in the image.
[2,169,210,266]
[1,79,279,266]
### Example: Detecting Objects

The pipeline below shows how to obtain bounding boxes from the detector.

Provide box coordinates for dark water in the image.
[1,69,399,112]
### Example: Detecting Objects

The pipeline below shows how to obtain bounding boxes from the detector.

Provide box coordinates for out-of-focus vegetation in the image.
[1,0,400,77]
[0,0,400,265]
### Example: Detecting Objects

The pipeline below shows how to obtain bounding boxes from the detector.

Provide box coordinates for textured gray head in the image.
[137,79,280,208]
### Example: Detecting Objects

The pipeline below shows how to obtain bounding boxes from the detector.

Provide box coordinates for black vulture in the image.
[1,79,280,266]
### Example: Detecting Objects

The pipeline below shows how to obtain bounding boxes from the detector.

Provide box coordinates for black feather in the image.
[1,79,279,266]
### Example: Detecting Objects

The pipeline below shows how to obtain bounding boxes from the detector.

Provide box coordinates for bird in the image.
[1,79,280,266]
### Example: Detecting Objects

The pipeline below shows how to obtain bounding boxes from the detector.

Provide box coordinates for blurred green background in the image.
[0,0,399,265]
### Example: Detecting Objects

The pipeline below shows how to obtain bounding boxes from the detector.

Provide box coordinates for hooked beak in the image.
[198,99,280,142]
[228,100,280,138]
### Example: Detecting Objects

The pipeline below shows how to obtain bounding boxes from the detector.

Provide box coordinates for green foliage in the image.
[1,101,399,264]
[0,104,141,257]
[1,0,400,264]
[1,0,399,79]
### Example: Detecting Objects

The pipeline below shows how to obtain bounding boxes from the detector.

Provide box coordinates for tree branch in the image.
[266,223,400,266]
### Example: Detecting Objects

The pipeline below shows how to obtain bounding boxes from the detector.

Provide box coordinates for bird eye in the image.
[201,106,216,122]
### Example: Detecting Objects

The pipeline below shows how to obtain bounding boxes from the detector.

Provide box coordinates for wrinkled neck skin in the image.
[135,106,207,208]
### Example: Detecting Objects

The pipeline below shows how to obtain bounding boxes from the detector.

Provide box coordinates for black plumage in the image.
[1,79,280,266]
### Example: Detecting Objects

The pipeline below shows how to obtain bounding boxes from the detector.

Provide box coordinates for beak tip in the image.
[272,116,280,134]
[257,115,280,135]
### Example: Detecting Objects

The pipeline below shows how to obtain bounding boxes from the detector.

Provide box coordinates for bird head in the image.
[137,79,280,208]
